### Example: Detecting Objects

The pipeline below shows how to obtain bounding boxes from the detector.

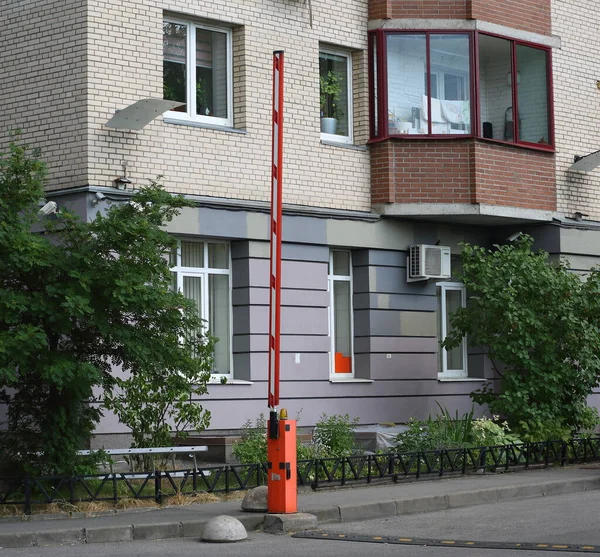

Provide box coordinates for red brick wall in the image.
[469,0,551,36]
[472,141,555,210]
[368,0,551,36]
[369,0,468,20]
[371,139,475,204]
[371,139,556,211]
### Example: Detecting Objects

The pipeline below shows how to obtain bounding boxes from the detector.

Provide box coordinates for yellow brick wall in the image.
[0,0,88,189]
[553,1,600,220]
[86,0,371,211]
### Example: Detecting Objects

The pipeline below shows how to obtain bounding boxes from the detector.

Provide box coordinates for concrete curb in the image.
[0,475,599,548]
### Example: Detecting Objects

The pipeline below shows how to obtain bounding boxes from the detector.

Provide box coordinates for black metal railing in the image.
[2,437,600,514]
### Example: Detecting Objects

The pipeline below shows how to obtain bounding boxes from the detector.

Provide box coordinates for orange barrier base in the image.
[267,417,297,514]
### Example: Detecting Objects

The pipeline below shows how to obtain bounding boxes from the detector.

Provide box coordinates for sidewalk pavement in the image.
[1,465,599,548]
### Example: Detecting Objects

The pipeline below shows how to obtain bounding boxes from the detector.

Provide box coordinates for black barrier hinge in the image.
[269,410,279,439]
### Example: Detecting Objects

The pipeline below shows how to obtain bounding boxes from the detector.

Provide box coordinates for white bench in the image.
[77,446,208,474]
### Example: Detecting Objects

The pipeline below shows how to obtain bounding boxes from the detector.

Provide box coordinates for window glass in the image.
[209,274,230,373]
[444,289,464,370]
[387,34,427,134]
[479,35,513,140]
[329,250,353,376]
[332,250,350,276]
[196,29,228,119]
[208,243,229,269]
[319,51,351,140]
[183,276,203,317]
[173,241,231,376]
[371,34,379,136]
[164,20,231,126]
[182,241,204,267]
[333,281,352,369]
[429,34,471,134]
[438,283,467,377]
[517,45,549,145]
[163,22,187,112]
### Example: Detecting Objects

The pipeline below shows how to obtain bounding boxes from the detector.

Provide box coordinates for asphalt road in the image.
[3,490,600,557]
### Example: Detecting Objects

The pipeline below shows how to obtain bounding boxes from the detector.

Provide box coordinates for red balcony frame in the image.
[368,29,555,153]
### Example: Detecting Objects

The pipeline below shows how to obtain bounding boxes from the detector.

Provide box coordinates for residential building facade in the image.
[2,0,600,446]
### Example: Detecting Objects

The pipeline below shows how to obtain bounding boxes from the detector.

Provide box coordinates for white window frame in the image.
[328,250,355,378]
[437,281,468,379]
[163,18,233,128]
[319,47,354,145]
[171,240,233,380]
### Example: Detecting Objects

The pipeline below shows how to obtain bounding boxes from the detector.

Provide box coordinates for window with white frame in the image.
[328,251,354,377]
[319,49,353,143]
[163,19,233,127]
[437,282,467,378]
[170,240,231,378]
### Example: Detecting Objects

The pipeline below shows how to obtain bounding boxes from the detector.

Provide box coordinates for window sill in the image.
[478,136,555,153]
[208,378,253,385]
[437,376,487,382]
[368,135,555,153]
[164,118,247,135]
[321,139,367,151]
[329,377,374,383]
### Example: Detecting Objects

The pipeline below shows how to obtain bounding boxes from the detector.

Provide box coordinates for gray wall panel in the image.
[283,243,330,262]
[367,250,407,267]
[247,352,330,382]
[355,310,437,337]
[233,334,331,353]
[354,293,437,312]
[353,266,370,294]
[241,259,327,289]
[233,287,329,307]
[368,353,439,380]
[355,336,438,354]
[246,306,328,335]
[232,241,330,262]
[372,267,437,295]
[352,249,370,267]
[283,215,328,245]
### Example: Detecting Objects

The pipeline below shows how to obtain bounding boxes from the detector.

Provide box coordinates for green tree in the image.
[443,236,600,440]
[0,136,212,475]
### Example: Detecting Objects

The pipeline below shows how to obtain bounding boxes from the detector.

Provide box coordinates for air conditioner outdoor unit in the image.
[407,244,451,282]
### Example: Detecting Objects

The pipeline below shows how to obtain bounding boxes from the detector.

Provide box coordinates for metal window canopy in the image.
[570,149,600,172]
[105,99,185,131]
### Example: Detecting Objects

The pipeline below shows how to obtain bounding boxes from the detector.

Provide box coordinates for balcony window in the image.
[371,30,553,148]
[163,19,232,127]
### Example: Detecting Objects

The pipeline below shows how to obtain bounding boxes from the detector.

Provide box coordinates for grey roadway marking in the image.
[293,531,600,553]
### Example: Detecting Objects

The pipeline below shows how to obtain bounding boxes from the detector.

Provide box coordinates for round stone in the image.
[241,486,268,513]
[201,515,248,543]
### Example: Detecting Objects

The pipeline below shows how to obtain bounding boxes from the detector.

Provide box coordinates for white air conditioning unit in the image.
[407,244,451,282]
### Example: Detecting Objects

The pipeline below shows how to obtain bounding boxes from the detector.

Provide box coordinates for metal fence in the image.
[2,437,600,515]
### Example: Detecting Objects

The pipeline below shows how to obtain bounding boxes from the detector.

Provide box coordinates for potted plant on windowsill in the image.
[320,70,342,134]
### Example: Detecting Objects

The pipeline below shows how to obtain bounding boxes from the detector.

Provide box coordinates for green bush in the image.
[232,412,360,464]
[313,413,360,458]
[443,236,600,440]
[395,405,475,452]
[394,406,524,453]
[232,414,267,464]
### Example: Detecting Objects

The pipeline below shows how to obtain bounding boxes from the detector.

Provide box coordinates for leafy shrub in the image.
[471,416,522,446]
[232,412,360,464]
[443,236,600,440]
[313,413,360,458]
[232,414,267,464]
[395,405,475,452]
